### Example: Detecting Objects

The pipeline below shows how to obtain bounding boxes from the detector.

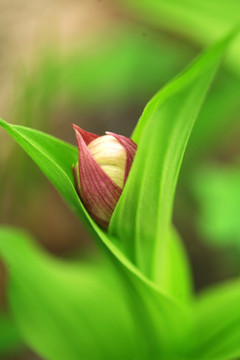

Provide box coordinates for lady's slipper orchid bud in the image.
[73,124,137,228]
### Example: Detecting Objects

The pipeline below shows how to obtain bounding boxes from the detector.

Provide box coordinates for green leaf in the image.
[0,120,91,231]
[0,227,145,360]
[186,279,240,360]
[163,229,192,303]
[0,227,192,359]
[0,119,163,290]
[0,119,187,355]
[109,33,234,297]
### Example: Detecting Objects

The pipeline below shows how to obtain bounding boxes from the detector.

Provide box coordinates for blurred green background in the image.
[0,0,239,358]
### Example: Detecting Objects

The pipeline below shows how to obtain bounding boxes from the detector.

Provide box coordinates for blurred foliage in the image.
[0,228,144,360]
[13,24,195,129]
[185,70,239,161]
[193,164,240,246]
[0,313,20,357]
[116,1,240,164]
[118,0,240,75]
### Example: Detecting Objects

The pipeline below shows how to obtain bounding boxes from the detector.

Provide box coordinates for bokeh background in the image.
[0,0,239,358]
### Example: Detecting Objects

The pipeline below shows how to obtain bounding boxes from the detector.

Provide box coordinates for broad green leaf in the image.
[0,228,192,359]
[186,279,240,360]
[0,227,144,360]
[0,119,187,354]
[193,165,240,245]
[109,33,234,296]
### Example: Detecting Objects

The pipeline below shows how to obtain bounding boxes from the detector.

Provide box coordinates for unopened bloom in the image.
[73,124,137,228]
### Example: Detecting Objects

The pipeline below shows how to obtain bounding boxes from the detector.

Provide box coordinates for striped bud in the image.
[73,124,137,228]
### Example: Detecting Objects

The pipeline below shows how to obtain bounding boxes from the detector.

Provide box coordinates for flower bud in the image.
[73,124,137,228]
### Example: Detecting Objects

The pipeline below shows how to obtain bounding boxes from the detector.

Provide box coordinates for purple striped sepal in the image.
[73,124,137,228]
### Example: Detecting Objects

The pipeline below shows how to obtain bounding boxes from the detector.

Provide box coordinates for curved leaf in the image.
[109,32,234,296]
[0,119,186,353]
